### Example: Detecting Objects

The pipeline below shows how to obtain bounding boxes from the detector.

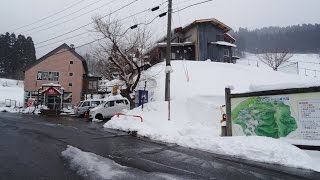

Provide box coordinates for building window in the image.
[70,61,73,64]
[69,83,72,87]
[224,49,230,57]
[37,71,59,81]
[69,73,73,76]
[88,80,98,91]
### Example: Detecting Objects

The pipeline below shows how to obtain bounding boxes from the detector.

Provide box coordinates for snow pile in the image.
[181,136,313,170]
[106,100,223,141]
[304,150,320,172]
[61,145,183,180]
[0,78,24,107]
[62,145,128,179]
[99,79,125,92]
[104,60,319,171]
[0,106,22,113]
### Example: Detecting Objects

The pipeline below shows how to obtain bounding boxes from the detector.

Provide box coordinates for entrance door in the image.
[47,95,61,110]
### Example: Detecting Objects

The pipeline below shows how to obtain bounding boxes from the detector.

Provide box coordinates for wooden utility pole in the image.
[165,0,172,120]
[165,0,172,101]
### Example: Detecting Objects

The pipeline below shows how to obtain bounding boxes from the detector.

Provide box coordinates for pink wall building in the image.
[24,43,92,106]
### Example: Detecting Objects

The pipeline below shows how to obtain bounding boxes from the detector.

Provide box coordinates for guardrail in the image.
[115,112,143,122]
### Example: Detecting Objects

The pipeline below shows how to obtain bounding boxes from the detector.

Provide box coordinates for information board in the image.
[231,92,320,146]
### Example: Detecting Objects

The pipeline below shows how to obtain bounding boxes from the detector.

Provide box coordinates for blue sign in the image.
[137,90,148,106]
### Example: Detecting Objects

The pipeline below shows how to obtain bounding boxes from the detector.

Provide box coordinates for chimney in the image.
[70,44,75,49]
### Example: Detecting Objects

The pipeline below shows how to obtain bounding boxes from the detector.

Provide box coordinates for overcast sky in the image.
[1,0,319,57]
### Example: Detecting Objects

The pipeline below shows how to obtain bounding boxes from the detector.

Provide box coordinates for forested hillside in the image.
[0,32,36,79]
[232,24,320,54]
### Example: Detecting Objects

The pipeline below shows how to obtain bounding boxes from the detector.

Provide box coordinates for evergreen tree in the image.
[0,32,36,79]
[231,24,320,53]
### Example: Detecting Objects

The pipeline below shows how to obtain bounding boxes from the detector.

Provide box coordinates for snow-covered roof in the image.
[156,42,194,47]
[224,33,236,43]
[103,94,126,101]
[41,83,61,87]
[211,41,237,47]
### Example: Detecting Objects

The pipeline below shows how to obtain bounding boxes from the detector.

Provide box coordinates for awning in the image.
[211,41,237,47]
[41,87,62,95]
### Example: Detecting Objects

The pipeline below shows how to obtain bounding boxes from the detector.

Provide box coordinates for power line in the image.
[116,1,167,22]
[35,31,91,49]
[173,0,214,13]
[37,9,167,58]
[36,2,166,49]
[23,0,117,34]
[9,0,87,32]
[35,0,140,46]
[37,37,107,58]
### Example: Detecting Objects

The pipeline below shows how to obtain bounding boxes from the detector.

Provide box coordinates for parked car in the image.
[74,99,105,116]
[89,97,130,120]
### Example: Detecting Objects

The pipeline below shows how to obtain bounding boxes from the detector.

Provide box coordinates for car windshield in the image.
[76,101,83,107]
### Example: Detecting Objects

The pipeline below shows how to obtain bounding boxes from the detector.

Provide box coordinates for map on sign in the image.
[231,92,320,145]
[232,96,297,138]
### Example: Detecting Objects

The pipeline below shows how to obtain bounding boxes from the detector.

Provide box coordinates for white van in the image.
[89,97,130,120]
[74,99,105,116]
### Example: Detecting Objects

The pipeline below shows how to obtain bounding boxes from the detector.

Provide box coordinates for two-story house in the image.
[155,18,237,62]
[24,43,100,107]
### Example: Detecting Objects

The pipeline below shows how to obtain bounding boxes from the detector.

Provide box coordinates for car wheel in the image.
[95,114,103,120]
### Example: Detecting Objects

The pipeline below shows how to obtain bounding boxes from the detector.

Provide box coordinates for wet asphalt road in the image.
[0,112,319,180]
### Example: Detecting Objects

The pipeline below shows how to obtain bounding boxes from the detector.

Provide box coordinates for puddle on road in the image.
[61,145,185,180]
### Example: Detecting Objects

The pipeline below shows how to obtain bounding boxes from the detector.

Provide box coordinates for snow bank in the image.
[0,86,24,107]
[104,60,319,171]
[62,145,128,179]
[180,136,313,170]
[304,150,320,172]
[0,106,22,113]
[105,99,223,140]
[61,145,183,180]
[104,101,316,171]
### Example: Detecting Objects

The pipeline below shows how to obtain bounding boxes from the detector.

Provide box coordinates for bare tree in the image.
[257,49,293,71]
[92,16,152,107]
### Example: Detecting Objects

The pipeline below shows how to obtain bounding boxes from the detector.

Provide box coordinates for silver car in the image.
[74,99,104,116]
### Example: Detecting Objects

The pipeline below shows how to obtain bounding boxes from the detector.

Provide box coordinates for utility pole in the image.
[165,0,172,120]
[165,0,172,101]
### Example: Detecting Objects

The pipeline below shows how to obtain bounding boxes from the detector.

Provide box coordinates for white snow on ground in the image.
[237,53,320,78]
[104,60,320,171]
[304,150,320,172]
[61,145,183,180]
[0,78,24,107]
[0,106,23,113]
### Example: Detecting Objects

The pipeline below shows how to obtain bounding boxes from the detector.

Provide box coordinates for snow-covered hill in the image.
[237,53,320,78]
[104,60,320,172]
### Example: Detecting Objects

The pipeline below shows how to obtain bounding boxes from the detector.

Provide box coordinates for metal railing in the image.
[238,58,320,78]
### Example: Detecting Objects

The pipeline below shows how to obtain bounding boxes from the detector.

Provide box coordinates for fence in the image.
[225,86,320,147]
[239,58,320,78]
[5,99,16,107]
